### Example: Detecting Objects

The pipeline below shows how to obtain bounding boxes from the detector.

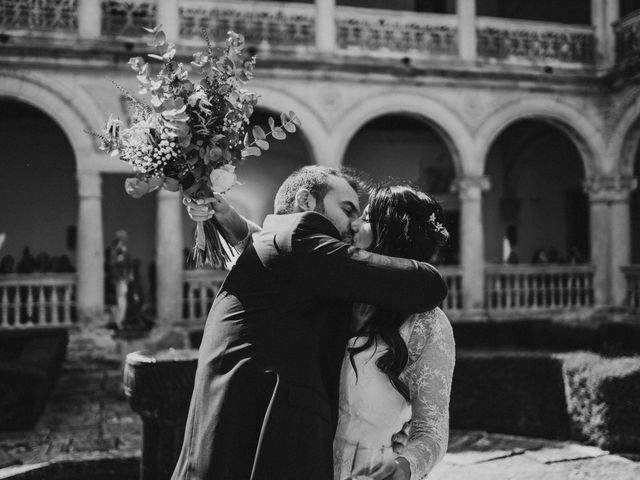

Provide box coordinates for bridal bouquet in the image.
[88,26,300,267]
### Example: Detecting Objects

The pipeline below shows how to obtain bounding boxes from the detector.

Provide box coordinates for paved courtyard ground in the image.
[1,355,639,480]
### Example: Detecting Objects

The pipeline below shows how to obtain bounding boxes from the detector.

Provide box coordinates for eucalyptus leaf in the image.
[247,146,262,156]
[252,125,266,141]
[272,127,287,140]
[143,25,162,34]
[255,139,270,150]
[280,112,289,125]
[283,122,296,133]
[289,111,302,126]
[155,31,166,46]
[242,146,262,158]
[268,116,276,130]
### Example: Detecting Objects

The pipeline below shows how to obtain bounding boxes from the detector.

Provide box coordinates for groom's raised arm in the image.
[289,212,447,312]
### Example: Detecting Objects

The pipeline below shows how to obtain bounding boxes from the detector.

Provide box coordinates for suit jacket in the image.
[171,211,447,480]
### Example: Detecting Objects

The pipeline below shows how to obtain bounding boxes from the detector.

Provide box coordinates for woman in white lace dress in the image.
[333,185,456,480]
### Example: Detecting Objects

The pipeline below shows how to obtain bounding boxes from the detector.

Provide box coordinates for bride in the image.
[334,185,455,480]
[185,183,454,480]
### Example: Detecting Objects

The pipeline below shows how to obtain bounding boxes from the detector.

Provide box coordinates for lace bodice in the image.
[333,308,455,480]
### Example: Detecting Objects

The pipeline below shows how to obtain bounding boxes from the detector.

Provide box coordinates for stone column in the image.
[78,0,102,39]
[457,0,477,61]
[452,176,490,314]
[591,0,619,70]
[155,189,184,329]
[585,176,638,308]
[316,0,337,53]
[157,0,179,41]
[76,171,104,323]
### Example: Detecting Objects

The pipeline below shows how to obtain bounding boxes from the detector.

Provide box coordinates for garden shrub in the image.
[0,329,68,431]
[450,349,640,452]
[451,320,640,355]
[563,352,640,451]
[450,350,570,439]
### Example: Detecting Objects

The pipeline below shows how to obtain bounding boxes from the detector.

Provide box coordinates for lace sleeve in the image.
[400,308,455,480]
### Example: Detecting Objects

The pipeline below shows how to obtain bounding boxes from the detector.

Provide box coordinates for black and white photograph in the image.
[1,1,640,479]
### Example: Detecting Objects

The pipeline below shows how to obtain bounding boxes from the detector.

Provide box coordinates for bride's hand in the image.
[347,457,409,480]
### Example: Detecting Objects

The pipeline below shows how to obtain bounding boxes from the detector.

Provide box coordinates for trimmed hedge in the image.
[450,351,570,439]
[450,349,640,452]
[452,320,640,356]
[563,353,640,452]
[0,329,68,431]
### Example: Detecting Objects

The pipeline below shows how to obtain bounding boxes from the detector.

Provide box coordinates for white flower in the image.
[209,164,237,193]
[187,88,207,107]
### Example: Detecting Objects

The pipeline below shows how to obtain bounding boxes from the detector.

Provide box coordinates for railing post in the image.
[591,0,619,70]
[155,189,184,340]
[76,171,105,323]
[584,176,637,309]
[457,0,477,61]
[316,0,337,53]
[78,0,102,39]
[452,176,490,316]
[157,0,179,41]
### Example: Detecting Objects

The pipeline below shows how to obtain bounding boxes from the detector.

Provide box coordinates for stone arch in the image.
[611,100,640,176]
[252,84,328,166]
[0,71,104,172]
[333,91,473,175]
[476,97,604,177]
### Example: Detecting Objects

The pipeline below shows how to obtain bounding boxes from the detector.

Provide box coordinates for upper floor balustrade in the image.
[0,0,608,73]
[615,9,640,71]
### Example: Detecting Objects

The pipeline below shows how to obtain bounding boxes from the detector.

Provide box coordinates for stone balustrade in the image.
[0,0,79,33]
[3,262,639,329]
[614,9,640,69]
[476,16,595,66]
[181,268,226,326]
[335,7,457,57]
[485,264,595,315]
[101,0,156,38]
[0,0,607,69]
[179,0,315,49]
[622,265,640,311]
[439,265,463,313]
[0,273,77,328]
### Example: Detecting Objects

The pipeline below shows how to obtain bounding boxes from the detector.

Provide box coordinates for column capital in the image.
[584,175,637,203]
[451,175,491,200]
[77,171,102,199]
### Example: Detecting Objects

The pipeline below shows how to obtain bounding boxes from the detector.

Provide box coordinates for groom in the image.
[171,166,447,480]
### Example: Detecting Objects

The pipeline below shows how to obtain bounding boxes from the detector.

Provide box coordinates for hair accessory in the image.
[428,213,450,240]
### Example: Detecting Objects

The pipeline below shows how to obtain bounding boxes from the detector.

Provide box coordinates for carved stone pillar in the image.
[77,171,104,323]
[156,189,184,330]
[316,0,337,53]
[452,176,490,314]
[591,0,619,70]
[78,0,102,39]
[157,0,179,41]
[584,176,637,308]
[457,0,477,61]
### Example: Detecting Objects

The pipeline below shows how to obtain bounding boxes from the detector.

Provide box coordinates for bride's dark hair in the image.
[348,184,449,401]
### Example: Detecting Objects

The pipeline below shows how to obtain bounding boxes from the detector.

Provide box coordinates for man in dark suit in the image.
[172,166,447,480]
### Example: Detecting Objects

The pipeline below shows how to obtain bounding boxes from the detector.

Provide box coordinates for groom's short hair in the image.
[273,166,362,215]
